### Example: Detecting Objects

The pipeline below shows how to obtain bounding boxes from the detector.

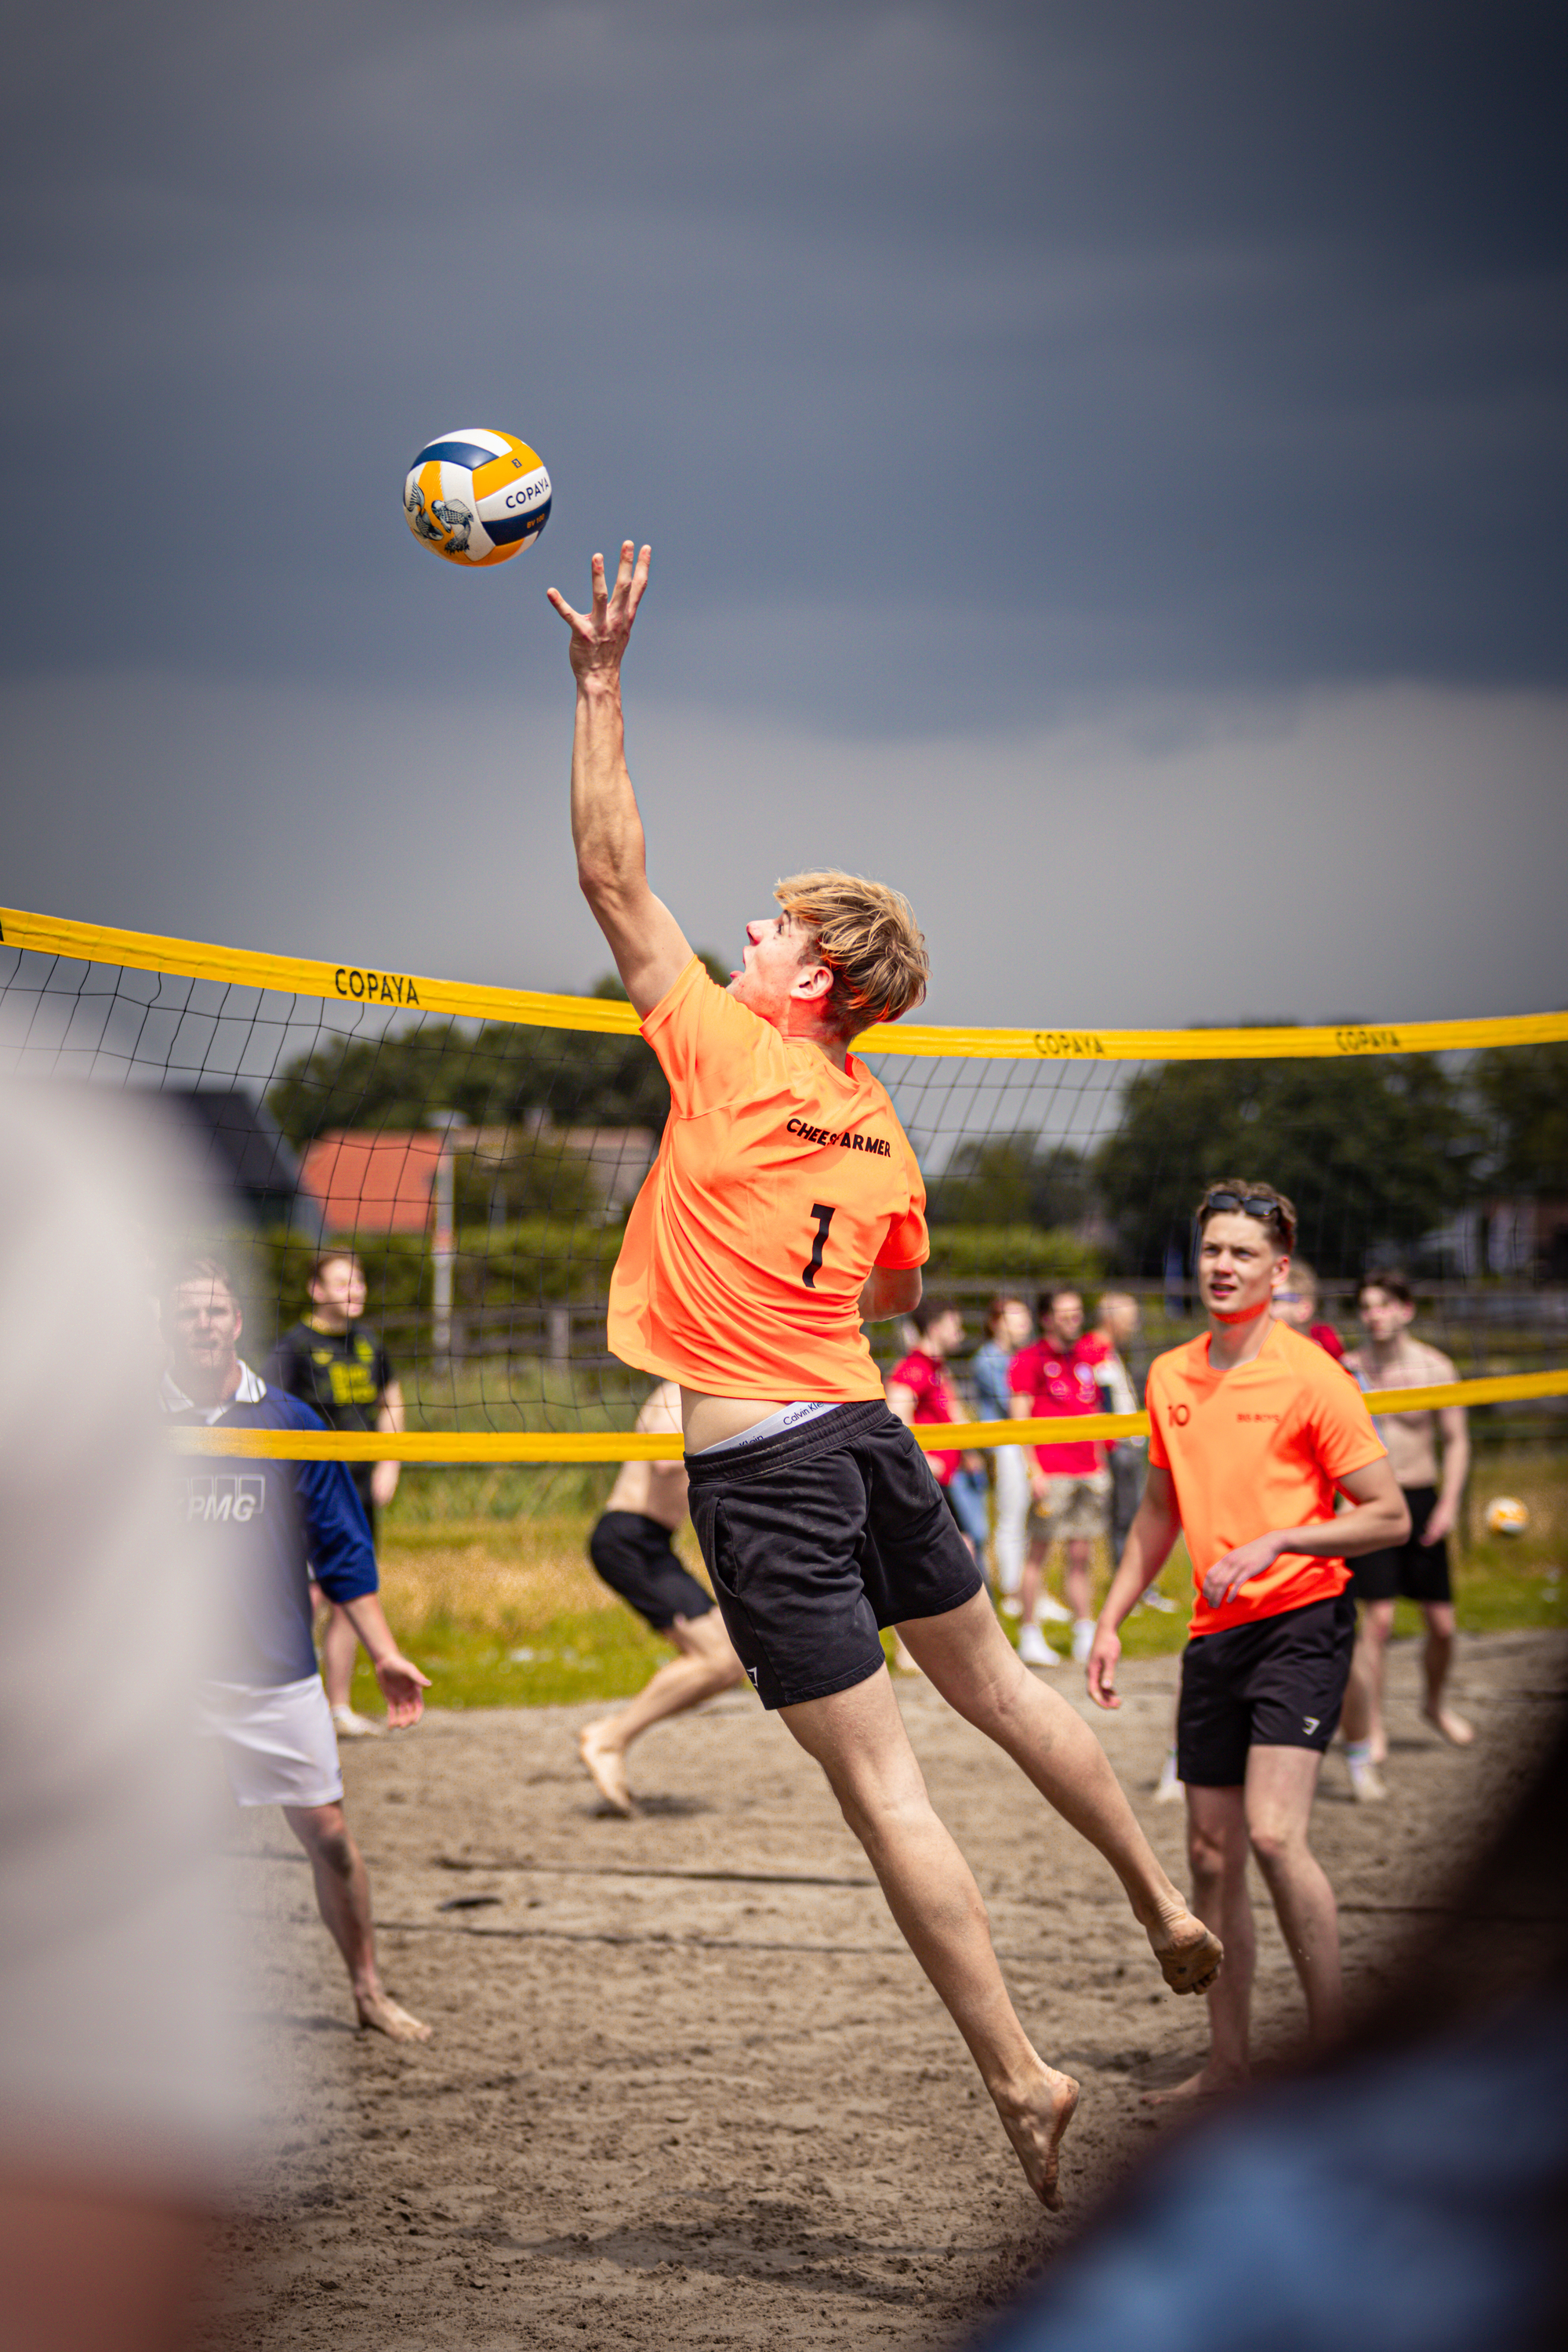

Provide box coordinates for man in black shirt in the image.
[265,1249,405,1738]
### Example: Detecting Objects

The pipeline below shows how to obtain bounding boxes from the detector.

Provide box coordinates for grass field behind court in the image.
[347,1449,1568,1715]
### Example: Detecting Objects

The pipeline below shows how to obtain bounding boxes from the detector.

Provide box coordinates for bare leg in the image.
[898,1593,1221,1987]
[781,1667,1080,2209]
[1341,1599,1393,1765]
[1063,1537,1093,1627]
[1145,1783,1254,2101]
[579,1611,746,1815]
[1420,1602,1473,1744]
[1244,1744,1345,2049]
[1017,1536,1046,1628]
[284,1801,431,2042]
[320,1601,366,1716]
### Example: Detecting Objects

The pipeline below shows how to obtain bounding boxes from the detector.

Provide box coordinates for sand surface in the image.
[201,1630,1566,2350]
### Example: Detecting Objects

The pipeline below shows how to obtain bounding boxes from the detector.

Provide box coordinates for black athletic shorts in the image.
[1349,1486,1451,1605]
[1178,1593,1356,1788]
[684,1400,983,1710]
[587,1511,714,1633]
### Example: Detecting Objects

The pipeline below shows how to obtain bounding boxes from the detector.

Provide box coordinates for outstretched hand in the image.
[546,540,651,684]
[373,1650,432,1729]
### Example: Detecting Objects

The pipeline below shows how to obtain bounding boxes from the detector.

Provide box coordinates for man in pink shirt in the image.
[1009,1289,1109,1666]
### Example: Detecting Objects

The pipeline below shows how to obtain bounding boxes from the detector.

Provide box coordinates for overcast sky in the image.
[5,1,1565,1027]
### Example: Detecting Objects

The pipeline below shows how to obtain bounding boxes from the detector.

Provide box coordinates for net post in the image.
[428,1112,462,1361]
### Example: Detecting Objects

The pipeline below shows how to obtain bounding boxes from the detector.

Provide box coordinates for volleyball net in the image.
[4,903,1566,1474]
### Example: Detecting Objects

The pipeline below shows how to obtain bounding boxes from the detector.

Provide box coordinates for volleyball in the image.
[402,428,552,568]
[1485,1495,1531,1537]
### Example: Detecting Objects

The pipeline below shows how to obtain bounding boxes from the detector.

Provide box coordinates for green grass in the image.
[347,1450,1568,1714]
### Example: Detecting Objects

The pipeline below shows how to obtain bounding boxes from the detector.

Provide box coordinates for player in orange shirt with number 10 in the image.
[548,541,1222,2213]
[1087,1182,1410,2099]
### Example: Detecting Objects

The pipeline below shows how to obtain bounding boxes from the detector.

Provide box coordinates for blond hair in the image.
[772,869,929,1033]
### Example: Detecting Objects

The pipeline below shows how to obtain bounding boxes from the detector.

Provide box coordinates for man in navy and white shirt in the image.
[162,1256,432,2042]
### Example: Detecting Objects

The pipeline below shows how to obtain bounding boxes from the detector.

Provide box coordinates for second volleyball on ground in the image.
[402,429,552,567]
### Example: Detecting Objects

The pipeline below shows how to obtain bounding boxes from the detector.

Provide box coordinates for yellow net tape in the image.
[167,1369,1568,1460]
[7,905,1566,1062]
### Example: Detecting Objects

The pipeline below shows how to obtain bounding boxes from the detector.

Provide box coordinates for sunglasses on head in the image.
[1200,1189,1285,1226]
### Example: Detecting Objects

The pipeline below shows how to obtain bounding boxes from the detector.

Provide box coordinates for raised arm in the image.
[546,541,692,1016]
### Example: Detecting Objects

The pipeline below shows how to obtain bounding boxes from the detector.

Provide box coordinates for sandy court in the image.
[201,1630,1567,2350]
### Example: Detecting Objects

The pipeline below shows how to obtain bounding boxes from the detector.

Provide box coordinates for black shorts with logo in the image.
[1348,1486,1451,1605]
[1178,1592,1356,1788]
[684,1401,983,1710]
[587,1511,714,1633]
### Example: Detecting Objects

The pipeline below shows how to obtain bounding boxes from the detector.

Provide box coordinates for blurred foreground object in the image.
[0,1081,242,2351]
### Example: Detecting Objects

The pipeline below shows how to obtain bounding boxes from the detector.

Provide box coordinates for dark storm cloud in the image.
[3,1,1564,731]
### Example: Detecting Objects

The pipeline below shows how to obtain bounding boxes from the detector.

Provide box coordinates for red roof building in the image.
[298,1131,444,1233]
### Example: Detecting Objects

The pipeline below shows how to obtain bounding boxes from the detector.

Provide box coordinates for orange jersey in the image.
[608,957,928,1400]
[1146,1319,1386,1635]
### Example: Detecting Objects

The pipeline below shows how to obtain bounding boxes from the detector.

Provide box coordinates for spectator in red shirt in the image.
[1008,1289,1110,1667]
[1272,1256,1345,1361]
[887,1298,985,1560]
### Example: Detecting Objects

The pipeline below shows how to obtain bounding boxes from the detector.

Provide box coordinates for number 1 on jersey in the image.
[802,1202,837,1289]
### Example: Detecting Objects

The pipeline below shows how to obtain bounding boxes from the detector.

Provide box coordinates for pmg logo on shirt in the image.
[181,1474,267,1524]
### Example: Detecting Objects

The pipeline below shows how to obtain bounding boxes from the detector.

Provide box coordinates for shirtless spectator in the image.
[1341,1274,1472,1797]
[1271,1256,1345,1361]
[579,1381,746,1815]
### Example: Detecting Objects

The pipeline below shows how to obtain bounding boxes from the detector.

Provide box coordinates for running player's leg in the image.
[1142,1782,1254,2102]
[779,1665,1080,2210]
[283,1802,432,2042]
[1016,1532,1045,1632]
[579,1610,747,1816]
[1420,1600,1473,1745]
[898,1593,1221,1989]
[1062,1534,1092,1628]
[1240,1744,1345,2048]
[1342,1598,1396,1779]
[319,1602,379,1735]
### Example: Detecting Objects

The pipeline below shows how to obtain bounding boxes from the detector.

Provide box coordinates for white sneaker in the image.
[1138,1586,1178,1613]
[1038,1595,1073,1624]
[1017,1622,1060,1667]
[1153,1751,1183,1803]
[1347,1753,1388,1802]
[1071,1617,1095,1665]
[331,1704,383,1740]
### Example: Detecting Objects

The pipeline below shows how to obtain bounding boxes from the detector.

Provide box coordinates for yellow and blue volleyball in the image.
[402,428,551,567]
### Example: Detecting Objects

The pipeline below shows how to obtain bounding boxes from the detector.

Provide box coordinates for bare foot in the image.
[357,1990,433,2043]
[1141,2061,1244,2107]
[1423,1704,1475,1748]
[579,1722,635,1817]
[993,2066,1080,2211]
[1150,1913,1224,1996]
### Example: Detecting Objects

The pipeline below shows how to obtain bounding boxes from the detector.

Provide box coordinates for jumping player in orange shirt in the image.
[547,541,1221,2211]
[1087,1182,1410,2100]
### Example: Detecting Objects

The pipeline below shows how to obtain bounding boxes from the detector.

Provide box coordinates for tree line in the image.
[267,1004,1566,1279]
